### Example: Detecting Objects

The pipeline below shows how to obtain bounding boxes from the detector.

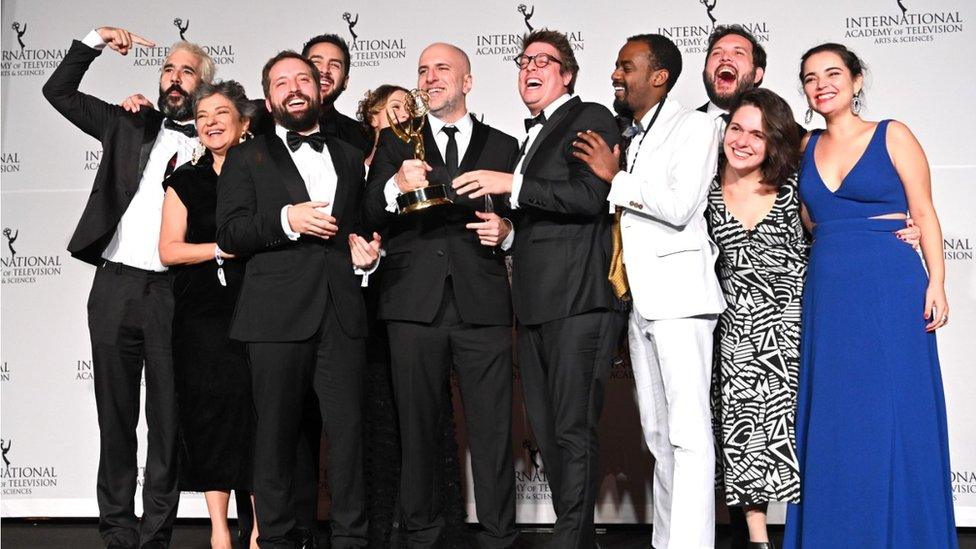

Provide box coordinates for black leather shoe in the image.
[748,542,775,549]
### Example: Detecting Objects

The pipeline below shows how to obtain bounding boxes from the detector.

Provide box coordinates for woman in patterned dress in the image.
[706,88,806,549]
[707,88,919,549]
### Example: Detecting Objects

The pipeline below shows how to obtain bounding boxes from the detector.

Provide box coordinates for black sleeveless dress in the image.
[165,153,253,492]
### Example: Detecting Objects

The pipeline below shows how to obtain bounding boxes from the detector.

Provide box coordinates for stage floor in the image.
[1,522,975,549]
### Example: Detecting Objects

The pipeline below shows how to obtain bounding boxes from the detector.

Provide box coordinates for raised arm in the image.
[42,27,155,139]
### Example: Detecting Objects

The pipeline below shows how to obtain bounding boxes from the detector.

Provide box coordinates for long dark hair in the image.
[723,88,801,186]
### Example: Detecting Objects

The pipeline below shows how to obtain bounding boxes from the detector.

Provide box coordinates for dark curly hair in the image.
[356,84,409,143]
[723,88,801,186]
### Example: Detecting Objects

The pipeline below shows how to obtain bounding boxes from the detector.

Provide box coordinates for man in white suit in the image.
[573,34,723,549]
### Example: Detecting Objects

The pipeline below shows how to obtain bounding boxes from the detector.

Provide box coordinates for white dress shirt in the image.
[83,30,199,272]
[509,93,574,208]
[705,100,728,134]
[278,124,338,239]
[382,112,473,212]
[276,125,379,284]
[100,121,197,271]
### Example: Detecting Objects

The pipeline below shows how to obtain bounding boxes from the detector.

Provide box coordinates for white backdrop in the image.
[2,0,974,527]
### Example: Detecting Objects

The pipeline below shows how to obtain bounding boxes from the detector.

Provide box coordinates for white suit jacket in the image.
[607,98,726,321]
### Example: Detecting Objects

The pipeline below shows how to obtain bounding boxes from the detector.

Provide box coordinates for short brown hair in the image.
[726,88,801,186]
[261,50,321,99]
[520,29,579,94]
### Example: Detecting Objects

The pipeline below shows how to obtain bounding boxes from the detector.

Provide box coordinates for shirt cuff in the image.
[353,250,385,287]
[82,29,107,50]
[510,174,524,209]
[500,220,515,251]
[384,176,400,213]
[280,205,300,241]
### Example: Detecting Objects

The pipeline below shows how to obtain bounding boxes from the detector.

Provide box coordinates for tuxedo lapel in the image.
[521,96,580,174]
[266,133,312,204]
[325,139,351,219]
[133,112,164,189]
[634,100,682,161]
[421,121,445,167]
[458,115,488,174]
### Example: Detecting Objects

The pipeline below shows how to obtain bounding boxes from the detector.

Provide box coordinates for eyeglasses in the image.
[514,52,563,70]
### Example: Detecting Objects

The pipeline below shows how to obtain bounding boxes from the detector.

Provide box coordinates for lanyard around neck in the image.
[628,96,666,174]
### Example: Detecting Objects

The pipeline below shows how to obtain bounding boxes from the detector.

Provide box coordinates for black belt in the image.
[101,260,169,277]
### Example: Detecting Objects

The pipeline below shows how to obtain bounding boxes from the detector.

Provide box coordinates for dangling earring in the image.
[804,107,814,125]
[240,130,253,142]
[851,91,862,116]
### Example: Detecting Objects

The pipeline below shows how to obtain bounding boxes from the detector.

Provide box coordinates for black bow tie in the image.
[286,131,326,153]
[524,112,547,132]
[164,119,197,138]
[720,113,731,124]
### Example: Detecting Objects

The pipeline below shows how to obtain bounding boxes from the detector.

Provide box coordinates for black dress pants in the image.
[247,298,367,549]
[517,309,626,549]
[387,283,517,549]
[88,261,180,548]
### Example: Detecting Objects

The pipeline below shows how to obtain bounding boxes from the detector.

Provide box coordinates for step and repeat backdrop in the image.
[2,0,974,526]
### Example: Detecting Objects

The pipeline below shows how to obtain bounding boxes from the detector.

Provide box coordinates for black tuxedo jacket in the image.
[251,101,372,154]
[364,115,519,326]
[215,133,368,342]
[509,97,622,325]
[42,40,166,266]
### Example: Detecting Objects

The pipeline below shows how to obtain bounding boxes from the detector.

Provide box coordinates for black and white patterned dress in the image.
[706,174,807,506]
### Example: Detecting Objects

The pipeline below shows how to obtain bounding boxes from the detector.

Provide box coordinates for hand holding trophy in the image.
[388,89,453,214]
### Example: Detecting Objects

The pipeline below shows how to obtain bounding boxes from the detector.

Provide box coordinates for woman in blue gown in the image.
[784,43,956,548]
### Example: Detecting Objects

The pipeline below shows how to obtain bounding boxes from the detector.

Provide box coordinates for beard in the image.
[157,84,193,121]
[271,91,322,132]
[320,76,345,108]
[612,97,634,118]
[704,68,757,110]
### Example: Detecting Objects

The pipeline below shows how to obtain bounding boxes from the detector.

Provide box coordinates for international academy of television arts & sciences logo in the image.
[843,1,964,45]
[0,438,60,497]
[515,438,553,504]
[2,21,69,78]
[657,0,770,55]
[474,4,584,61]
[944,235,973,262]
[953,470,976,503]
[1,227,64,285]
[340,11,407,68]
[130,17,236,68]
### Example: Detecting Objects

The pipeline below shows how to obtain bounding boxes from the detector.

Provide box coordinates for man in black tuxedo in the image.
[216,51,379,549]
[246,34,369,154]
[364,42,519,549]
[43,26,212,549]
[698,25,767,129]
[699,24,805,139]
[301,34,371,152]
[453,29,625,549]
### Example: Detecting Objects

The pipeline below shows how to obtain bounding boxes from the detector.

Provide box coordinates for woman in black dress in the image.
[158,80,257,549]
